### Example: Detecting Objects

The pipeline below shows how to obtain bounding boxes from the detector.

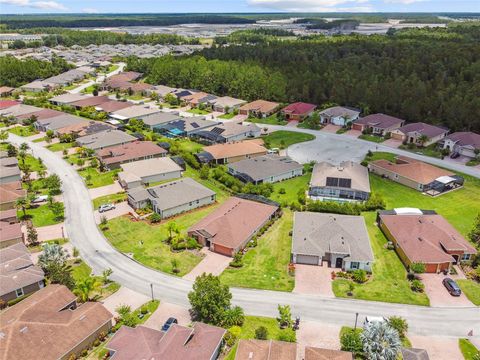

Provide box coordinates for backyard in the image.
[262,130,315,149]
[220,210,295,292]
[269,172,311,205]
[78,168,120,188]
[246,113,287,126]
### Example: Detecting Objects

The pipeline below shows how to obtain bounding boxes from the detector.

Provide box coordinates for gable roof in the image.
[56,120,116,137]
[305,347,353,360]
[239,99,280,114]
[319,106,360,119]
[310,161,370,193]
[401,347,430,360]
[355,113,405,129]
[397,122,448,138]
[119,157,182,179]
[228,155,303,182]
[97,141,167,165]
[0,100,19,110]
[210,96,246,108]
[0,181,26,204]
[235,339,297,360]
[444,132,480,149]
[292,212,374,262]
[95,100,133,113]
[76,129,137,150]
[36,113,87,131]
[141,112,183,127]
[70,95,110,108]
[0,104,41,117]
[110,105,161,120]
[16,108,64,121]
[282,102,317,115]
[0,221,23,244]
[203,141,267,160]
[379,209,476,264]
[49,93,87,105]
[189,197,278,250]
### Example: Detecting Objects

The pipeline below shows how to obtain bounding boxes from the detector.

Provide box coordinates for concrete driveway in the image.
[183,248,231,281]
[94,201,134,223]
[345,129,362,138]
[101,286,151,316]
[34,222,66,241]
[409,335,464,360]
[421,272,474,307]
[321,124,341,133]
[296,322,342,360]
[143,302,192,330]
[383,138,403,148]
[89,182,124,199]
[293,263,335,297]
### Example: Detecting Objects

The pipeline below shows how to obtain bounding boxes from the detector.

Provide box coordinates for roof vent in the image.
[418,237,423,242]
[79,315,86,321]
[248,352,254,359]
[20,327,28,334]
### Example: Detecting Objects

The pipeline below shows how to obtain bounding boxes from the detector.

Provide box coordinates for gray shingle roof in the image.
[228,155,303,182]
[310,161,370,193]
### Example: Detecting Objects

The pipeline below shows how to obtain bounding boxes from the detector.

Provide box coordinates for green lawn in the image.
[187,108,211,115]
[18,203,64,227]
[457,280,480,306]
[78,168,120,188]
[32,136,48,143]
[220,210,295,292]
[358,134,385,143]
[71,260,120,300]
[332,212,430,306]
[8,126,38,137]
[92,192,127,209]
[270,172,311,205]
[246,113,287,126]
[29,238,68,253]
[218,112,236,119]
[399,143,443,159]
[47,142,74,152]
[19,154,46,172]
[365,151,397,163]
[459,339,479,360]
[107,64,120,73]
[23,177,50,195]
[82,85,96,94]
[224,316,290,360]
[125,94,145,101]
[262,130,315,149]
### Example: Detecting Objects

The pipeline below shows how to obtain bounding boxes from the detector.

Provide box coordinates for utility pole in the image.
[354,312,359,330]
[150,283,154,301]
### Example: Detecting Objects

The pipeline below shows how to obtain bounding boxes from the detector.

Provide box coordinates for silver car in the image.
[98,204,115,213]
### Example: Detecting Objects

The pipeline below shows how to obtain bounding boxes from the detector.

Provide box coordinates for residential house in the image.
[291,212,374,271]
[141,112,183,131]
[352,113,405,136]
[401,348,430,360]
[0,208,18,224]
[182,91,217,107]
[145,84,177,99]
[309,161,370,202]
[69,95,110,110]
[106,323,225,360]
[44,68,93,87]
[49,93,87,106]
[0,243,44,302]
[109,105,162,122]
[56,120,116,138]
[281,102,317,122]
[95,100,133,114]
[235,339,297,360]
[96,141,167,169]
[378,208,477,273]
[192,122,261,144]
[227,155,303,184]
[0,284,113,360]
[0,157,21,184]
[0,99,19,110]
[0,86,15,97]
[76,129,137,150]
[20,80,53,93]
[209,96,247,113]
[391,122,449,146]
[305,347,353,360]
[440,132,480,159]
[0,181,26,210]
[118,157,183,189]
[0,219,23,249]
[368,156,463,195]
[104,71,142,91]
[17,108,64,122]
[239,99,281,118]
[34,113,87,133]
[0,104,41,118]
[127,178,216,219]
[156,116,218,137]
[188,196,279,257]
[319,106,360,126]
[197,140,268,164]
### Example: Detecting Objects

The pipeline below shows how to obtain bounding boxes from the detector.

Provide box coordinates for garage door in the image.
[296,254,319,265]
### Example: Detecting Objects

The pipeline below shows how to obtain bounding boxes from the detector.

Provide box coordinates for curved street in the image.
[8,132,480,340]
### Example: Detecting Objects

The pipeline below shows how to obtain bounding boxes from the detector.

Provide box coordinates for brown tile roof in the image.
[305,346,353,360]
[70,95,110,108]
[189,197,278,250]
[0,86,14,95]
[96,140,167,165]
[96,100,133,113]
[379,211,476,264]
[0,285,113,360]
[107,323,225,360]
[397,122,448,138]
[370,156,454,185]
[203,141,267,160]
[0,221,23,243]
[355,113,405,129]
[16,108,64,121]
[0,181,26,205]
[444,132,480,149]
[235,339,297,360]
[0,243,43,297]
[56,120,116,137]
[0,208,17,222]
[239,99,280,114]
[107,71,142,83]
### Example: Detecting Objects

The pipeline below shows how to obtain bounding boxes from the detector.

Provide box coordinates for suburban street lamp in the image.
[150,283,154,301]
[354,312,359,330]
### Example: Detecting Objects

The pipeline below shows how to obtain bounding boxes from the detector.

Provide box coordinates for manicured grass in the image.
[28,238,68,253]
[47,141,74,152]
[269,172,311,205]
[262,130,315,149]
[220,210,295,292]
[358,134,385,143]
[457,280,480,306]
[8,126,38,137]
[82,85,96,94]
[71,260,121,300]
[247,113,287,125]
[125,94,145,101]
[399,143,443,158]
[187,108,211,115]
[32,136,48,143]
[218,112,236,119]
[332,212,430,306]
[224,316,289,360]
[184,167,230,203]
[459,339,479,360]
[107,64,120,73]
[92,192,127,209]
[19,154,46,172]
[365,151,396,163]
[18,203,64,227]
[466,159,480,167]
[78,168,120,188]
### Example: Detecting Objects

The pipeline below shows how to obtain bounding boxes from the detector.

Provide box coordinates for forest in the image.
[0,56,72,87]
[215,28,295,45]
[127,24,480,132]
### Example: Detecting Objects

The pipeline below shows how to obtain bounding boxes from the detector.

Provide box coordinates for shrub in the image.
[278,188,286,194]
[406,271,416,281]
[336,271,349,278]
[93,339,100,347]
[410,279,424,292]
[340,329,363,355]
[255,326,269,340]
[150,213,161,223]
[352,269,367,283]
[361,160,368,167]
[230,252,244,268]
[410,262,426,274]
[140,306,149,315]
[186,237,200,250]
[388,316,408,338]
[278,328,296,342]
[224,326,240,347]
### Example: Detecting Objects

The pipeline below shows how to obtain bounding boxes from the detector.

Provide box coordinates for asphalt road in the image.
[9,133,480,339]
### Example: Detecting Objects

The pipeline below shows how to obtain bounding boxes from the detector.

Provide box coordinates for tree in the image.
[26,223,39,246]
[102,268,113,284]
[115,304,138,327]
[100,215,108,228]
[7,143,17,157]
[38,168,47,179]
[50,201,64,221]
[74,276,101,302]
[341,329,363,355]
[277,304,293,328]
[44,261,75,289]
[223,306,245,327]
[18,150,27,165]
[388,316,408,339]
[0,130,8,142]
[15,197,29,217]
[361,321,401,360]
[469,214,480,246]
[19,142,29,152]
[255,326,268,340]
[199,165,210,180]
[90,157,98,168]
[166,221,179,241]
[188,273,233,326]
[417,135,429,147]
[171,258,180,274]
[44,174,62,195]
[38,243,69,270]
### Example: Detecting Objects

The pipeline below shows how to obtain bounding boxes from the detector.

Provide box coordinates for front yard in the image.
[457,280,480,306]
[92,192,127,209]
[246,113,287,126]
[78,168,120,188]
[47,141,75,152]
[220,210,295,292]
[18,203,64,227]
[187,108,211,115]
[19,154,46,172]
[398,143,443,159]
[71,260,120,301]
[262,130,315,149]
[8,125,38,137]
[358,134,385,143]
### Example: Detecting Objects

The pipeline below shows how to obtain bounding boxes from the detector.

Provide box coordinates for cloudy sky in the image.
[0,0,478,14]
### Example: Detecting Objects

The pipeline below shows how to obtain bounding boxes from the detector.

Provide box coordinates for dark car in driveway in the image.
[443,277,462,296]
[161,317,178,332]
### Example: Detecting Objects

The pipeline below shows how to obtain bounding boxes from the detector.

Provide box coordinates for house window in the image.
[350,262,360,270]
[461,254,471,261]
[16,288,24,298]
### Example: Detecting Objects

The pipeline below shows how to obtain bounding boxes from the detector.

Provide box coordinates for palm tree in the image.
[19,142,29,152]
[417,135,429,147]
[74,277,101,302]
[38,243,69,270]
[166,221,179,241]
[361,321,401,360]
[18,150,27,165]
[15,197,29,218]
[223,306,245,327]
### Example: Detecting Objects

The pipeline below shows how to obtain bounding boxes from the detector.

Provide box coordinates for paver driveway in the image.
[296,322,342,360]
[183,248,231,281]
[101,286,150,316]
[321,124,341,133]
[26,222,66,241]
[293,263,335,297]
[89,182,124,199]
[143,302,192,330]
[420,272,474,307]
[410,335,464,360]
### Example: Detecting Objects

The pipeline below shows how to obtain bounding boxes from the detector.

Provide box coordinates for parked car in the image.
[443,277,462,296]
[450,152,460,159]
[98,203,115,213]
[32,195,48,203]
[161,317,178,332]
[364,316,387,325]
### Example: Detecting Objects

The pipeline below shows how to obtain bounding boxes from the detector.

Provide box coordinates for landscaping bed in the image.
[71,260,120,301]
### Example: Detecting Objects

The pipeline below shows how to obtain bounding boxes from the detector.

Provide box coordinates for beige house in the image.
[198,140,268,164]
[118,157,183,189]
